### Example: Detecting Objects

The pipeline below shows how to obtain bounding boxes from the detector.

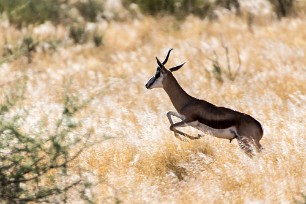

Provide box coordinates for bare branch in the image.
[204,49,219,66]
[8,131,92,185]
[220,36,233,79]
[232,48,242,80]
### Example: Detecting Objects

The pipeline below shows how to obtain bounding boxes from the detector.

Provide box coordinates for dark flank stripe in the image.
[197,116,239,129]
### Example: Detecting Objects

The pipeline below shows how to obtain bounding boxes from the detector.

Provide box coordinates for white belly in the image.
[187,121,237,139]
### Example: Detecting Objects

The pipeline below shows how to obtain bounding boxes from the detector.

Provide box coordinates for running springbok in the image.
[145,49,263,157]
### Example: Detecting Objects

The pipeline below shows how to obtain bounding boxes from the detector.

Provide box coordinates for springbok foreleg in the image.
[170,120,203,140]
[166,111,185,125]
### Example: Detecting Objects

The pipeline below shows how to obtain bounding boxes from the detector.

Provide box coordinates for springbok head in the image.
[145,48,185,89]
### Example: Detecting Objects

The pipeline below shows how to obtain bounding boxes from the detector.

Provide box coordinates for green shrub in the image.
[0,80,97,203]
[74,0,104,22]
[68,24,104,46]
[93,33,103,47]
[1,35,38,64]
[126,0,177,16]
[123,0,241,19]
[268,0,295,18]
[0,0,64,27]
[69,25,87,44]
[21,36,38,63]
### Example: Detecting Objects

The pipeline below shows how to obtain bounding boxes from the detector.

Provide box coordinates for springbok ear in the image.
[169,62,185,72]
[156,57,167,73]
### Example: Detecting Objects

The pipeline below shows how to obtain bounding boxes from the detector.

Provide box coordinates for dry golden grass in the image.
[0,13,305,203]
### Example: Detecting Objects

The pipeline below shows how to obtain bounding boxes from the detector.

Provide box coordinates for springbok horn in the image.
[156,57,167,72]
[162,48,173,65]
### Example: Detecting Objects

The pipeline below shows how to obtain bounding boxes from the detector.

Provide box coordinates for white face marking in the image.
[149,74,163,88]
[145,68,164,89]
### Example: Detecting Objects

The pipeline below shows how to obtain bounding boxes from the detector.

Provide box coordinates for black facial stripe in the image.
[151,76,157,85]
[146,68,161,88]
[155,71,160,78]
[156,68,161,74]
[147,75,156,87]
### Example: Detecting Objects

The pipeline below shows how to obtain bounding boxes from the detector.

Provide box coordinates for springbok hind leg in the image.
[237,136,256,158]
[254,139,263,153]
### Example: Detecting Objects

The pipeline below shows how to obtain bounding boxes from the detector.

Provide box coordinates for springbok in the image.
[145,49,263,157]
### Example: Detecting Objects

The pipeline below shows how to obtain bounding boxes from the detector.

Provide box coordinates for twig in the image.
[232,47,241,80]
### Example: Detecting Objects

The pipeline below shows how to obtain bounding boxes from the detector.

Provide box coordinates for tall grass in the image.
[0,8,305,204]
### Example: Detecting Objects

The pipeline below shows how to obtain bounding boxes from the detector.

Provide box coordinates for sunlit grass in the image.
[0,12,305,203]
